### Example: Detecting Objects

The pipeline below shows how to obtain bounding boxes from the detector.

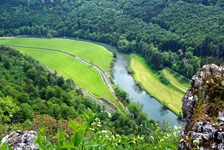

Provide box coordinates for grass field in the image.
[0,38,112,73]
[16,48,121,106]
[0,37,127,112]
[130,54,190,116]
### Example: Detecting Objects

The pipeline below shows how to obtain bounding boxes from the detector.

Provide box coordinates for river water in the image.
[113,52,181,126]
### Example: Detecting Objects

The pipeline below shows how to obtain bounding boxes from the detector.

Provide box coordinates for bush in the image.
[158,72,170,85]
[127,67,134,74]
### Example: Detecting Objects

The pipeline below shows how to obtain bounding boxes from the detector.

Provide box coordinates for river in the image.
[113,52,181,126]
[7,38,181,126]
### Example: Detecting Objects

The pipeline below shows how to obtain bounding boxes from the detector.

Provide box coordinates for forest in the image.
[0,0,223,78]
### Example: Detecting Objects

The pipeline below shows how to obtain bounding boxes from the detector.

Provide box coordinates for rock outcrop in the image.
[0,130,38,150]
[179,64,224,150]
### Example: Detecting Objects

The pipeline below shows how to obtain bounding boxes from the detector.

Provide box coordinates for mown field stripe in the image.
[130,54,190,116]
[0,38,112,73]
[15,47,127,114]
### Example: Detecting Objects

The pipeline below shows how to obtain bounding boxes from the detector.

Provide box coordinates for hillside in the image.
[0,0,224,149]
[0,46,179,149]
[0,0,223,78]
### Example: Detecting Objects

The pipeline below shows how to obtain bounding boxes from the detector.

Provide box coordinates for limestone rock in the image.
[179,64,224,150]
[0,130,38,150]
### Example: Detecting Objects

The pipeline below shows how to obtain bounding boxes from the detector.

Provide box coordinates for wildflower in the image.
[174,125,178,130]
[101,130,108,133]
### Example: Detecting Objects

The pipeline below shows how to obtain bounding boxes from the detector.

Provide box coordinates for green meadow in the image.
[0,38,112,73]
[0,38,127,113]
[130,54,190,116]
[18,48,116,100]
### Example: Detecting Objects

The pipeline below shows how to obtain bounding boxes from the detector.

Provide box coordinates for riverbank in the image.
[129,54,190,117]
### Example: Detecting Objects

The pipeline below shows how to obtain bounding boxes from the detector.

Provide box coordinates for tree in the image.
[185,64,194,77]
[128,102,143,119]
[17,93,29,103]
[117,39,130,52]
[13,103,34,123]
[162,51,170,66]
[149,51,164,70]
[26,68,37,81]
[185,51,193,59]
[0,97,20,123]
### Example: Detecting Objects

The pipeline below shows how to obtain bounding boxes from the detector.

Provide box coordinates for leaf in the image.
[63,144,78,149]
[69,119,79,132]
[83,112,90,123]
[74,127,85,147]
[54,129,67,148]
[0,142,13,150]
[83,108,95,125]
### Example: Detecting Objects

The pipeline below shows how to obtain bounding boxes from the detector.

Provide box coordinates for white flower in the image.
[97,124,101,127]
[101,130,108,133]
[174,125,178,130]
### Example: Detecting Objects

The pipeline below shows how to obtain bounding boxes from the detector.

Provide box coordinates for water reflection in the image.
[113,52,181,126]
[160,107,169,116]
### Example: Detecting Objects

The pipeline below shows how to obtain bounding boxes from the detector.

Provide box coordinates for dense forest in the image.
[0,0,223,78]
[0,46,178,149]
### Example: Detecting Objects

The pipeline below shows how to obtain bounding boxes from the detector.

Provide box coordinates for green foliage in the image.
[0,97,20,124]
[114,86,130,104]
[127,102,143,119]
[34,110,94,149]
[0,46,108,124]
[0,0,223,79]
[0,142,12,150]
[13,103,34,123]
[158,71,170,85]
[32,111,179,150]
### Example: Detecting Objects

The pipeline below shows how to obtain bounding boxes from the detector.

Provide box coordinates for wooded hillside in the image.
[0,0,223,78]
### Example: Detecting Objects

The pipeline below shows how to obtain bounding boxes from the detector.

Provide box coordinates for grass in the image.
[16,47,126,112]
[130,54,190,116]
[12,47,125,113]
[0,38,112,73]
[18,48,113,99]
[0,38,128,114]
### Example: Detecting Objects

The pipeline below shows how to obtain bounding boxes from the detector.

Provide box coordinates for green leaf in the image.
[0,142,13,150]
[83,112,90,123]
[63,144,78,149]
[74,127,85,147]
[69,119,79,132]
[54,130,67,148]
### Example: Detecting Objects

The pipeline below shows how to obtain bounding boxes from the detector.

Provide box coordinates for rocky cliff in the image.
[179,64,224,149]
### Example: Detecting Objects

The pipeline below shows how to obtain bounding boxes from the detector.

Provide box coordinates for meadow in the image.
[0,38,127,113]
[130,54,190,116]
[0,38,112,73]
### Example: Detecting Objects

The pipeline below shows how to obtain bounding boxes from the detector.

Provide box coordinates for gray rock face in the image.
[179,64,224,150]
[0,130,38,150]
